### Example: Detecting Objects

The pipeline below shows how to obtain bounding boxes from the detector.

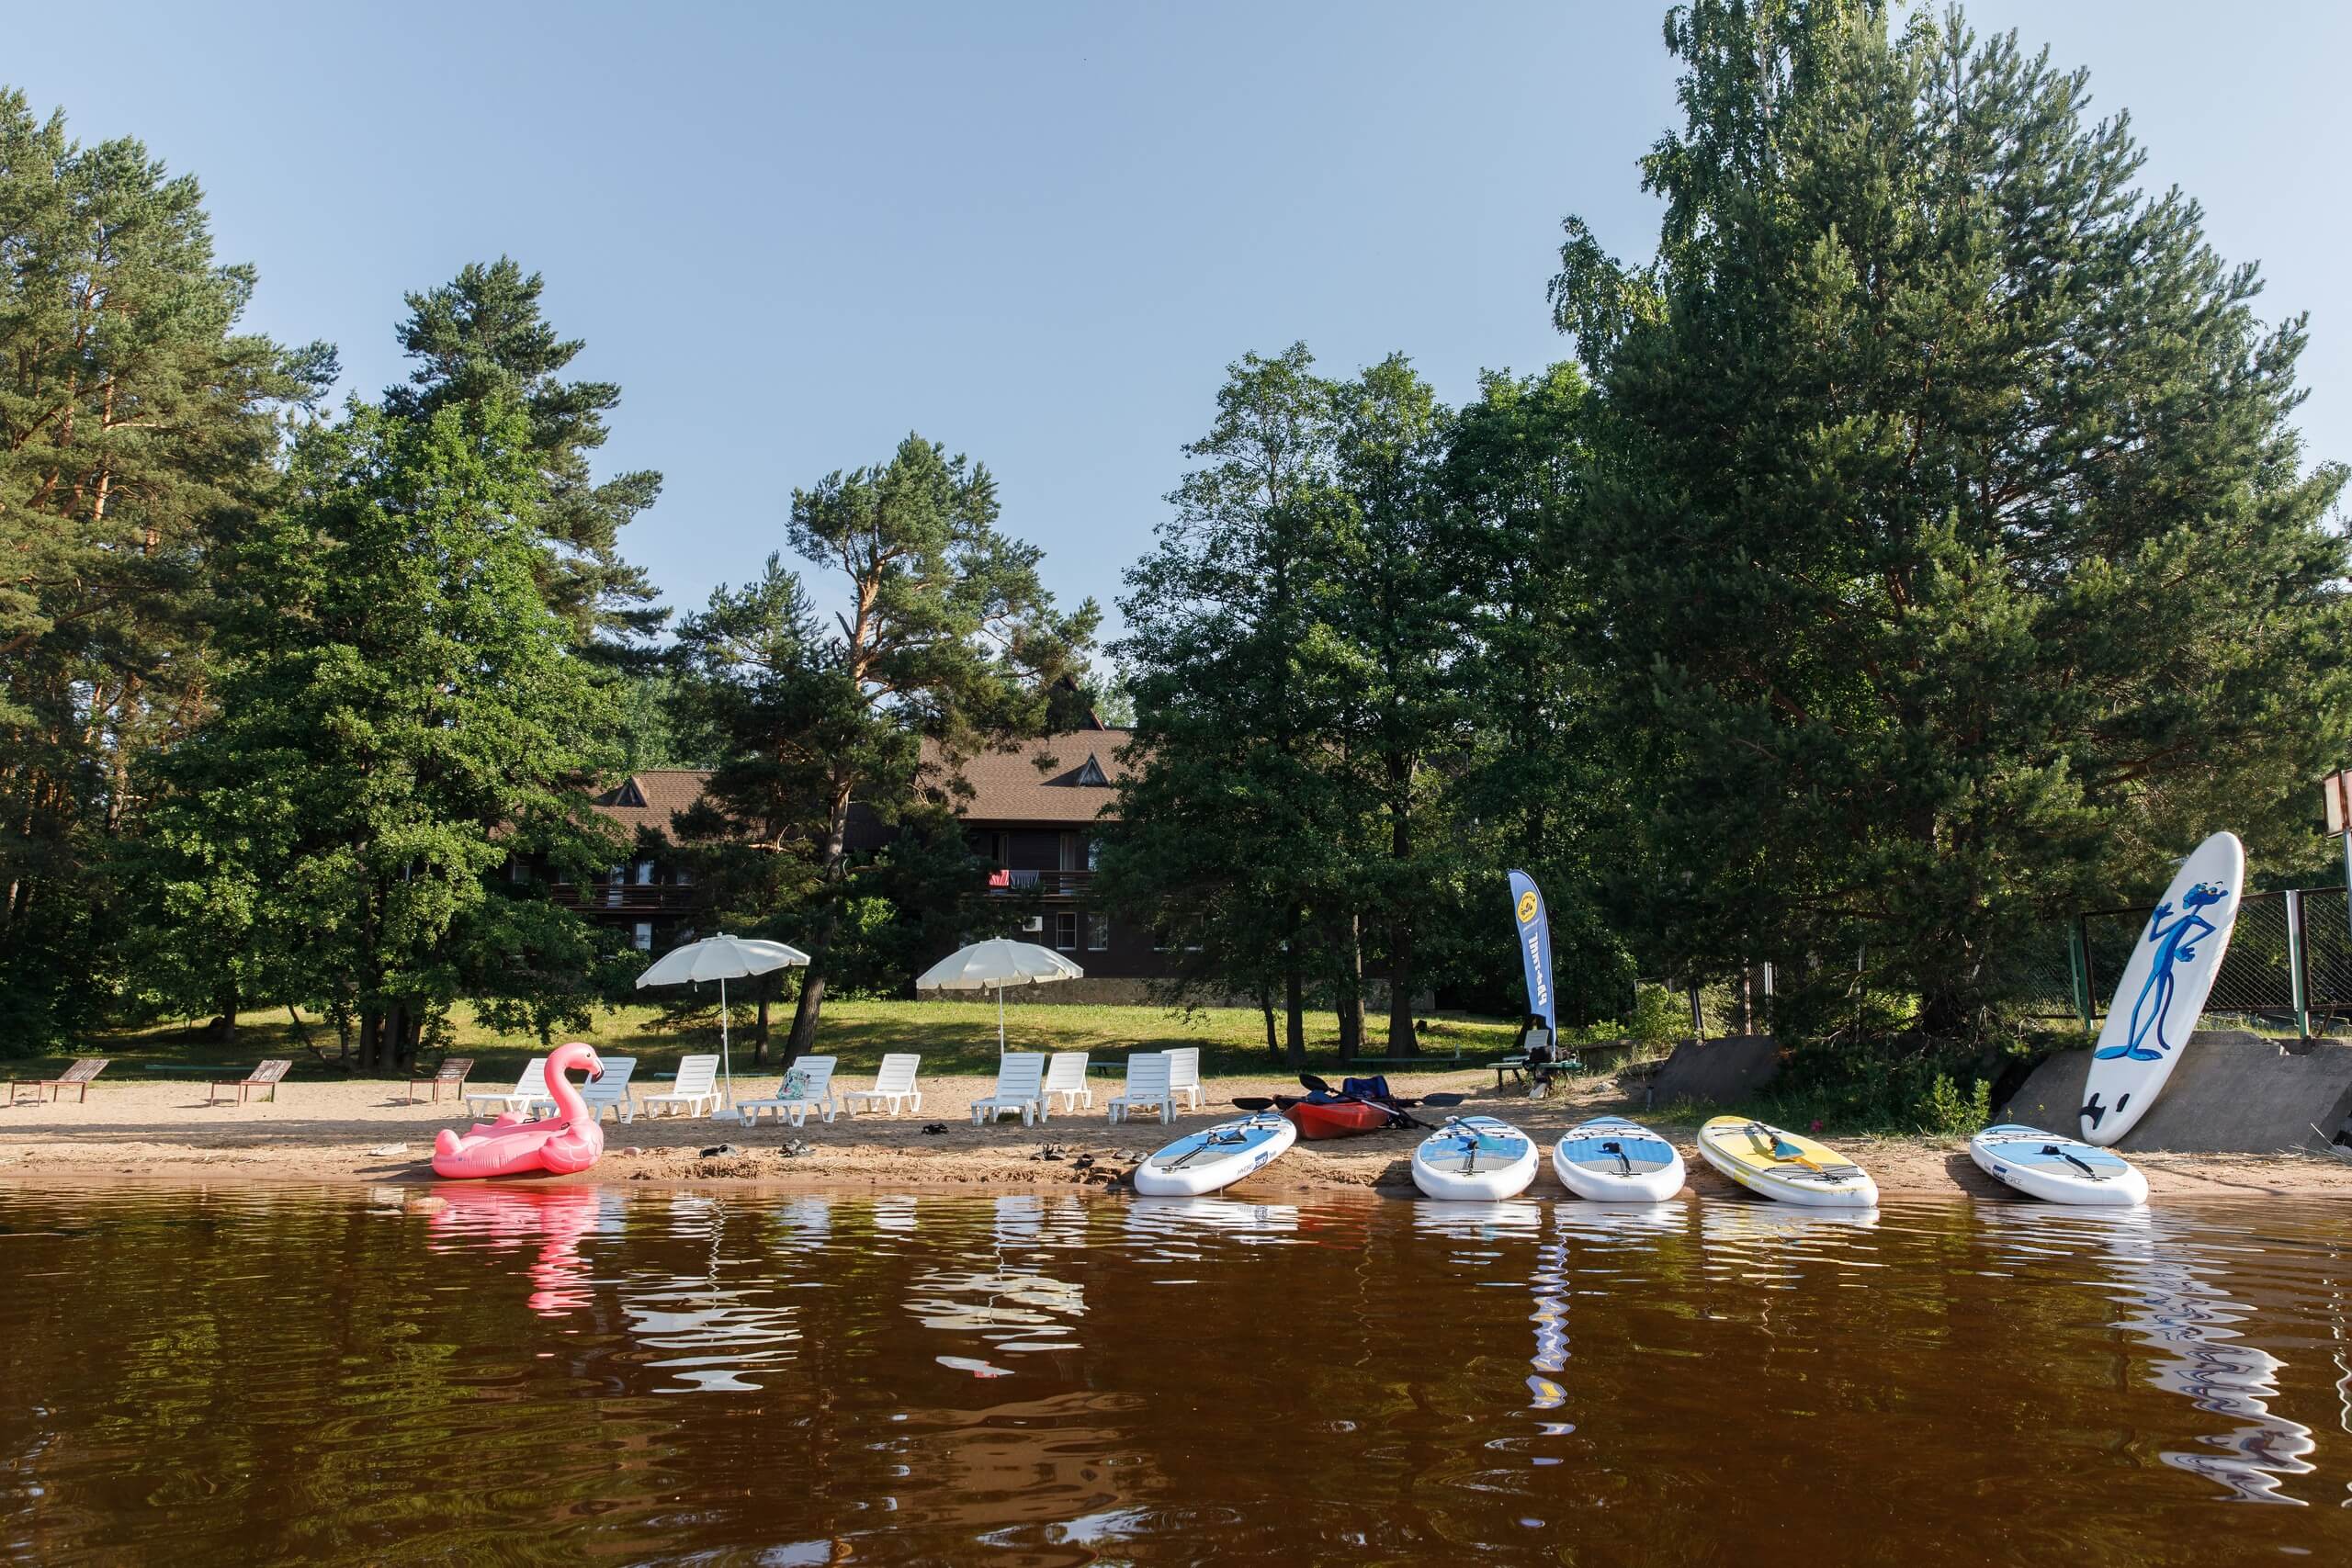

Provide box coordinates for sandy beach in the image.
[6,1068,2349,1201]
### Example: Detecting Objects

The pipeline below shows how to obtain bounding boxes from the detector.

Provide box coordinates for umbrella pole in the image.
[998,984,1006,1056]
[719,974,734,1115]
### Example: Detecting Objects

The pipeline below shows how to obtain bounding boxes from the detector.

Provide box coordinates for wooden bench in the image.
[407,1056,474,1104]
[8,1057,108,1105]
[209,1059,291,1105]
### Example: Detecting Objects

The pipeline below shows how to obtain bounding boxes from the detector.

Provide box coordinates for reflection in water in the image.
[1984,1205,2318,1505]
[424,1182,612,1315]
[6,1187,2352,1562]
[1700,1201,1883,1291]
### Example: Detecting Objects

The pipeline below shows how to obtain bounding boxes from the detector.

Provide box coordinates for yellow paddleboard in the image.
[1696,1116,1878,1208]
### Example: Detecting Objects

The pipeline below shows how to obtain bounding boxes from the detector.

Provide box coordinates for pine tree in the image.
[0,89,333,1047]
[140,399,627,1068]
[1551,2,2352,1034]
[387,257,662,649]
[673,435,1097,1060]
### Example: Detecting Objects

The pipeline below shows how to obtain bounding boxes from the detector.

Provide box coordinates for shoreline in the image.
[6,1070,2349,1203]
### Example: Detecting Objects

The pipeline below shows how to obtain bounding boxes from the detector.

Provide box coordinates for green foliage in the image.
[385,257,662,647]
[0,88,334,1051]
[1920,1073,1992,1139]
[135,397,627,1067]
[671,434,1099,1056]
[1550,1,2352,1035]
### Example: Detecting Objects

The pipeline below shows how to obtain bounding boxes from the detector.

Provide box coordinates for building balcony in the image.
[984,868,1095,898]
[548,882,699,914]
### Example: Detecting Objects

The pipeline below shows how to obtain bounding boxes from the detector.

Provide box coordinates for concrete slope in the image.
[1996,1031,2352,1153]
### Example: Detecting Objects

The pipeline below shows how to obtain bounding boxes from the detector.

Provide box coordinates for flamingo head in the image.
[548,1041,605,1082]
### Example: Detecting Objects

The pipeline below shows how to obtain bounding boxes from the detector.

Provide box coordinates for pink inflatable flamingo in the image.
[432,1041,606,1179]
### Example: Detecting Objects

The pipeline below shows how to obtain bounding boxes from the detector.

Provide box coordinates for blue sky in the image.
[14,2,2348,649]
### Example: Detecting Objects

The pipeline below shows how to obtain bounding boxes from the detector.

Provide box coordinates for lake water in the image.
[2,1184,2349,1564]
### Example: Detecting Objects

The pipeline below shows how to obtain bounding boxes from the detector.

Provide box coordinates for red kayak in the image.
[1281,1098,1395,1141]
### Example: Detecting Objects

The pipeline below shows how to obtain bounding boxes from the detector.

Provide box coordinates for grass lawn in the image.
[58,999,1524,1085]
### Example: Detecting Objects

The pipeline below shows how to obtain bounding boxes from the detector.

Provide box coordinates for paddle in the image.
[1746,1121,1835,1180]
[1298,1073,1432,1131]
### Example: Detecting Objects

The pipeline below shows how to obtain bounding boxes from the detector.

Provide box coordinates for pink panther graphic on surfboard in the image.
[2078,831,2245,1147]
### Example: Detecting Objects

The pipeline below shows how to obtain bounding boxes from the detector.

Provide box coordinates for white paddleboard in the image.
[1552,1115,1686,1202]
[2079,830,2245,1146]
[1411,1115,1539,1201]
[1131,1111,1296,1197]
[1970,1123,2148,1206]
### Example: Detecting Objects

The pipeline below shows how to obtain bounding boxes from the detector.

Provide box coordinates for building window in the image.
[634,861,655,886]
[673,864,691,886]
[1086,837,1101,872]
[1086,912,1109,951]
[506,857,527,883]
[631,921,653,953]
[1055,911,1078,951]
[604,866,624,908]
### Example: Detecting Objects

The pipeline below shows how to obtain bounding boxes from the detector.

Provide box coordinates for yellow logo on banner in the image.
[1517,891,1539,924]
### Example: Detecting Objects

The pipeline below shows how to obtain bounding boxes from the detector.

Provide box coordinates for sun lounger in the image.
[1164,1046,1204,1111]
[209,1059,290,1105]
[638,1054,722,1118]
[838,1053,922,1117]
[970,1053,1048,1126]
[1043,1051,1093,1112]
[1106,1052,1175,1125]
[407,1056,474,1104]
[8,1057,108,1106]
[463,1057,548,1118]
[740,1056,838,1126]
[532,1055,637,1123]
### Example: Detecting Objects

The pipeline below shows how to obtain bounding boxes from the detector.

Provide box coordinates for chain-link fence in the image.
[2026,886,2352,1036]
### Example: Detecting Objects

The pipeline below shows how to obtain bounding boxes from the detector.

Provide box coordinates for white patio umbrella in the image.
[916,939,1083,1054]
[635,934,809,1115]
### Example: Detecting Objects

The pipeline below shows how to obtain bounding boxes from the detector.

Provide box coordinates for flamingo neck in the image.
[544,1046,595,1125]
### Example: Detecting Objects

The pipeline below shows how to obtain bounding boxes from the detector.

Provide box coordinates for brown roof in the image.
[922,731,1131,825]
[586,769,712,845]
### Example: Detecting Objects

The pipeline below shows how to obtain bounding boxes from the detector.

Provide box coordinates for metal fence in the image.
[2029,886,2352,1036]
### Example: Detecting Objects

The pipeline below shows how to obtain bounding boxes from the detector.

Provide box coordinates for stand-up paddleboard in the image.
[1970,1123,2148,1207]
[1696,1116,1878,1208]
[1412,1115,1539,1201]
[2080,830,2245,1146]
[1552,1115,1686,1201]
[1131,1111,1296,1197]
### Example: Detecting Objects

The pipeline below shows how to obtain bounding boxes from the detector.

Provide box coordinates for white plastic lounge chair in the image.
[534,1055,637,1123]
[1043,1051,1093,1112]
[1165,1046,1204,1111]
[839,1054,922,1117]
[970,1053,1048,1126]
[740,1056,838,1126]
[462,1057,548,1118]
[1106,1052,1175,1125]
[638,1054,722,1119]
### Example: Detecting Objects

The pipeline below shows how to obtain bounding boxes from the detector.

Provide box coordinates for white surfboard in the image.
[1411,1115,1539,1201]
[2079,831,2245,1146]
[1552,1115,1686,1202]
[1970,1124,2148,1206]
[1131,1111,1296,1197]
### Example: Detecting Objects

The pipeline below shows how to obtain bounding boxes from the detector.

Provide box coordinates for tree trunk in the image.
[1260,991,1280,1061]
[1282,903,1306,1072]
[1333,914,1364,1067]
[1385,919,1415,1055]
[754,976,772,1066]
[787,776,857,1060]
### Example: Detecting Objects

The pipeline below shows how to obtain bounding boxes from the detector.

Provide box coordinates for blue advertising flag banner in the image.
[1506,870,1555,1032]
